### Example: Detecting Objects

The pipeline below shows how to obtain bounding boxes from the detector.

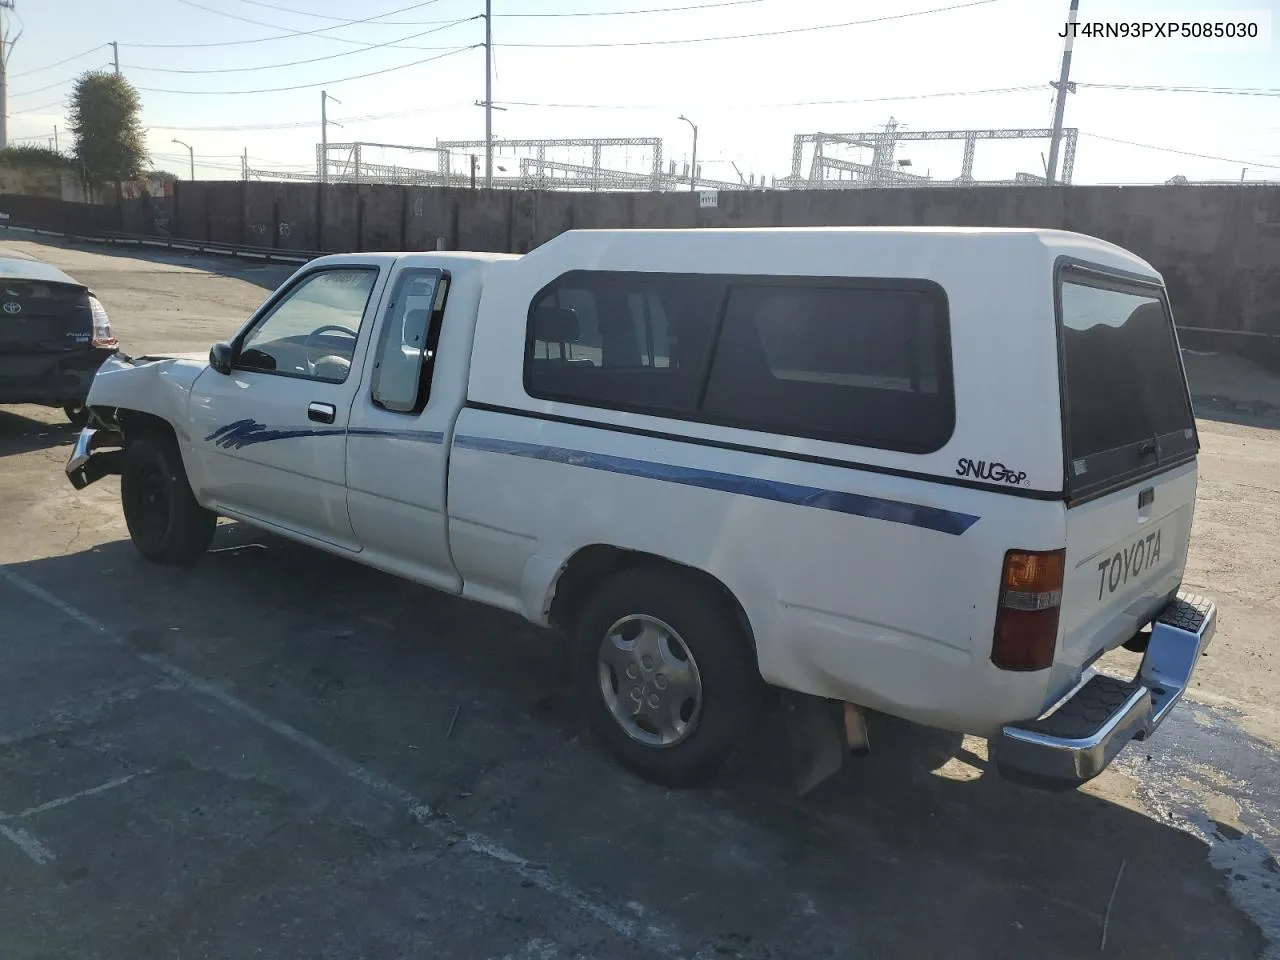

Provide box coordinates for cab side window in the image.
[237,268,377,383]
[370,269,450,413]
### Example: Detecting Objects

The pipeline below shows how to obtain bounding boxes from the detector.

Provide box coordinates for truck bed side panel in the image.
[447,405,1067,734]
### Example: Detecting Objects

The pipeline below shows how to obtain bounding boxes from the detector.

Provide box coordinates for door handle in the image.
[308,401,336,424]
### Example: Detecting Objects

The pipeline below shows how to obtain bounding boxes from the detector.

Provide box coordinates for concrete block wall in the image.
[29,180,1280,339]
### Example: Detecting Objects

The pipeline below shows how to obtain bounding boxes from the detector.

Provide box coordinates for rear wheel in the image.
[121,433,216,565]
[63,402,90,429]
[574,565,760,787]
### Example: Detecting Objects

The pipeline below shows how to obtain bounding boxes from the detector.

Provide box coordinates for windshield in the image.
[1058,267,1197,499]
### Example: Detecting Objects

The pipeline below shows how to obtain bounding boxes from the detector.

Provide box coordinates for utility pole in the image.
[53,125,58,152]
[1045,0,1078,185]
[0,0,22,150]
[110,40,119,75]
[242,147,248,181]
[483,0,493,187]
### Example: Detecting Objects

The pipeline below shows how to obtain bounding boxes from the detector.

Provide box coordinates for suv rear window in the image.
[1058,266,1197,498]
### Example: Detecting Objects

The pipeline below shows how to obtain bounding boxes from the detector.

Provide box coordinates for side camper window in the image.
[701,282,954,452]
[524,270,955,455]
[526,270,722,413]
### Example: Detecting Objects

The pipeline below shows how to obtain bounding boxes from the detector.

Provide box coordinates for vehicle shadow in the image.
[0,229,294,292]
[1192,396,1280,430]
[0,407,79,457]
[2,525,1264,960]
[1184,350,1280,431]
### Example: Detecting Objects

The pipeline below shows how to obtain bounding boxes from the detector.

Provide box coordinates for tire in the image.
[63,401,90,429]
[573,564,760,788]
[121,432,217,565]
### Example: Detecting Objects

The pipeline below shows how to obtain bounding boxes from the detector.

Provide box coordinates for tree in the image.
[67,70,146,186]
[0,145,71,171]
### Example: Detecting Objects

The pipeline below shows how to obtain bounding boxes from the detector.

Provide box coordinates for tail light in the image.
[88,295,118,349]
[991,548,1065,671]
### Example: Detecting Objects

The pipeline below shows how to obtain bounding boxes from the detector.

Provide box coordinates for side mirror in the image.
[209,341,234,375]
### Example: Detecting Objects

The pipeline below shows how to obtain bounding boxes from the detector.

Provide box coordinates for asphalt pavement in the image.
[0,234,1276,960]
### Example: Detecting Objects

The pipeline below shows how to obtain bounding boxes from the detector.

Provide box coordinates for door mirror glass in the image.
[209,341,234,375]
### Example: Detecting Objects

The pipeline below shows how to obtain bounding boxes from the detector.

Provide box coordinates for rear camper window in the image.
[1058,267,1198,499]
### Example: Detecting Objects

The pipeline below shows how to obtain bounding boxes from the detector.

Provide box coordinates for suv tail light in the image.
[88,295,118,349]
[992,548,1065,671]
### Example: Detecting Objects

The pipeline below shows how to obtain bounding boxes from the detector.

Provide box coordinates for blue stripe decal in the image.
[205,419,443,451]
[453,435,980,535]
[349,427,445,444]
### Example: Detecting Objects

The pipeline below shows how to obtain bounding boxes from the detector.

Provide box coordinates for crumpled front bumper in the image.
[66,426,124,490]
[992,592,1217,789]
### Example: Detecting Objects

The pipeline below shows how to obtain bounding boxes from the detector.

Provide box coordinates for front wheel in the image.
[573,565,760,788]
[121,433,217,565]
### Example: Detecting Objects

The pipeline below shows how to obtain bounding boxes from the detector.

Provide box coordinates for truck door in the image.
[344,264,462,593]
[186,264,385,551]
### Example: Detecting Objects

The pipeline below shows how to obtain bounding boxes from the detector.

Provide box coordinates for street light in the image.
[171,138,194,181]
[677,114,697,192]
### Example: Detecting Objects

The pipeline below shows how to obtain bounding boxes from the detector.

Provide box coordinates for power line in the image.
[145,102,471,131]
[142,84,1039,131]
[10,42,106,78]
[167,0,460,50]
[10,71,101,98]
[1081,131,1280,170]
[494,0,1002,47]
[502,0,763,16]
[123,0,450,48]
[1078,82,1280,98]
[9,99,64,115]
[148,153,248,173]
[122,15,478,74]
[233,0,761,22]
[492,84,1046,110]
[133,44,477,95]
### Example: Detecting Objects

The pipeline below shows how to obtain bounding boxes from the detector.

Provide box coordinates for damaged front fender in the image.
[66,351,210,490]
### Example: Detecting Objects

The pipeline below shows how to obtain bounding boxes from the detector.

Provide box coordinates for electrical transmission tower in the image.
[0,0,22,149]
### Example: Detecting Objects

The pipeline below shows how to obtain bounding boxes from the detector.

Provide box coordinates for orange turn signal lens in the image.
[1002,549,1066,592]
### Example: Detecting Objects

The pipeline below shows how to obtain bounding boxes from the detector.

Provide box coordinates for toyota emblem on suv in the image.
[2,301,20,314]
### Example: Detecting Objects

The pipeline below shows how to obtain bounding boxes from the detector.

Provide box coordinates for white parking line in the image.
[0,567,686,957]
[0,824,55,865]
[5,771,148,821]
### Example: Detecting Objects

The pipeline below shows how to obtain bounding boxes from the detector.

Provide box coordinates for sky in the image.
[4,0,1279,186]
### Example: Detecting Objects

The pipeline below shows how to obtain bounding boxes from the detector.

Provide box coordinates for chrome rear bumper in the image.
[993,592,1216,789]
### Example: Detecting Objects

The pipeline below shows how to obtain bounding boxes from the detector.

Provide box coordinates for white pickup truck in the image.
[66,226,1216,793]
